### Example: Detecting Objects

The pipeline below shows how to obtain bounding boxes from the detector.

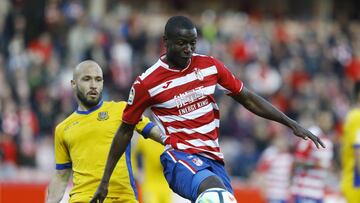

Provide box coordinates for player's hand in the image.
[292,124,325,149]
[90,183,108,203]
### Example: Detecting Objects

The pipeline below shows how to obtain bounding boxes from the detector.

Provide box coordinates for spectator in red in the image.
[345,54,360,82]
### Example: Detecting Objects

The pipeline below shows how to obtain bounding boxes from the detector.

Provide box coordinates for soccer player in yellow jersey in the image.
[341,81,360,203]
[46,60,163,203]
[132,136,171,203]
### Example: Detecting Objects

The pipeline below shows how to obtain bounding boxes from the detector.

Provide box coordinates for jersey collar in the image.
[76,100,103,115]
[159,54,192,72]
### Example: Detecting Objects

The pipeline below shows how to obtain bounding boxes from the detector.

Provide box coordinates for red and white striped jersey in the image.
[257,146,293,201]
[291,126,334,200]
[123,54,243,161]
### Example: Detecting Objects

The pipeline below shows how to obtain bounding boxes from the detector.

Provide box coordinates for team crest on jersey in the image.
[97,111,109,121]
[128,86,135,105]
[191,157,203,166]
[194,68,204,81]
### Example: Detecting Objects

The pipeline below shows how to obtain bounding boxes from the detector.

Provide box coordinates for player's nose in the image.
[89,79,98,88]
[184,44,192,53]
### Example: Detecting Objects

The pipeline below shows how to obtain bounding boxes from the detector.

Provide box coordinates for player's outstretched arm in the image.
[90,122,135,203]
[46,169,72,203]
[231,86,325,148]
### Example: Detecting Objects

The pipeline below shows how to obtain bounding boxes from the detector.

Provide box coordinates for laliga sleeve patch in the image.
[128,86,135,105]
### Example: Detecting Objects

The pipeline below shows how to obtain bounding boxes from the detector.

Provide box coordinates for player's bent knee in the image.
[197,175,226,196]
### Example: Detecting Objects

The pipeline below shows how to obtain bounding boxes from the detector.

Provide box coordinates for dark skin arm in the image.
[90,122,135,203]
[231,87,325,148]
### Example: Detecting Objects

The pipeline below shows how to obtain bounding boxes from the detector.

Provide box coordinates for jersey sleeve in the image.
[344,112,360,148]
[135,115,155,138]
[354,129,360,148]
[123,77,152,125]
[212,57,244,95]
[54,125,72,170]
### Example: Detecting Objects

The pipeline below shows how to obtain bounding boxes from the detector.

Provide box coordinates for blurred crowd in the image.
[0,0,359,189]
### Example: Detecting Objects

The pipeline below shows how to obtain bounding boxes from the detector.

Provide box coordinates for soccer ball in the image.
[195,188,237,203]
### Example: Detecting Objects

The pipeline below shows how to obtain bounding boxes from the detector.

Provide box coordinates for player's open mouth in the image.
[88,92,98,97]
[181,54,191,59]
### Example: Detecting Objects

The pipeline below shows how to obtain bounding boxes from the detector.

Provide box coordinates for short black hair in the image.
[164,16,195,38]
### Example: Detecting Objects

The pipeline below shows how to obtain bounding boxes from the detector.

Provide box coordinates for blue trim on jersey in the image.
[353,144,360,148]
[141,122,155,137]
[56,162,72,170]
[75,100,103,115]
[125,144,138,200]
[354,161,360,187]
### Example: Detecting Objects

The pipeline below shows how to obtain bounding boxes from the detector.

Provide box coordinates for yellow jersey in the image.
[132,136,171,203]
[54,101,154,203]
[341,108,360,203]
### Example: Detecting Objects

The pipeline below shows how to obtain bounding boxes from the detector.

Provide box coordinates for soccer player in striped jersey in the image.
[46,60,163,203]
[291,125,333,203]
[256,131,293,203]
[91,16,325,203]
[341,81,360,203]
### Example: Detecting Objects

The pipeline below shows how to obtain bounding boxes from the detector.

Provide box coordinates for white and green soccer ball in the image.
[195,188,237,203]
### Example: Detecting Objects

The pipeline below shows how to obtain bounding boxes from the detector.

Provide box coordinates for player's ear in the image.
[71,79,76,89]
[163,35,168,47]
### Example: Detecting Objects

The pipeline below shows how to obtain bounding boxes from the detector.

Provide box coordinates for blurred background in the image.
[0,0,359,202]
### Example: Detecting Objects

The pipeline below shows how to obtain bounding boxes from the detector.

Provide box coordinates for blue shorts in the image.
[160,149,233,201]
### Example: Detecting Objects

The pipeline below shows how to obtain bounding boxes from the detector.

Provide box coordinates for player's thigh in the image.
[206,157,233,194]
[160,150,224,201]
